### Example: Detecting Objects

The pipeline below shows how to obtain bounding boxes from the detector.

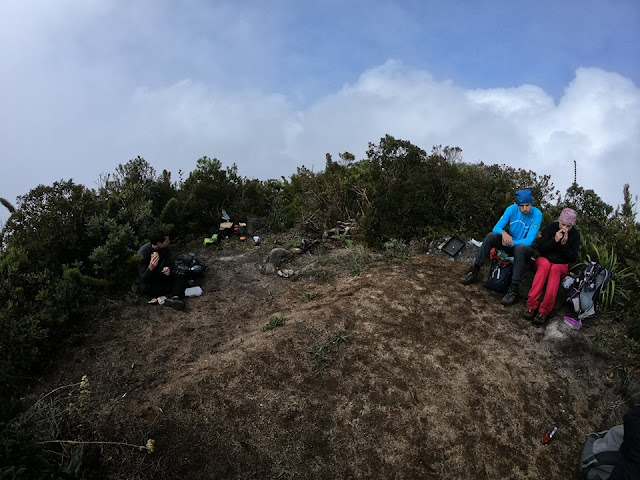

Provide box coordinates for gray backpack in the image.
[579,426,623,479]
[566,262,612,321]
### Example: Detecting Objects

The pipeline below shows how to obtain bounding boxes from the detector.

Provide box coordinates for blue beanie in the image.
[515,189,532,205]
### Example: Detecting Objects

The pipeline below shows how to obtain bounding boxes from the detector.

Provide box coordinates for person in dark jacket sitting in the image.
[138,228,185,310]
[523,207,580,325]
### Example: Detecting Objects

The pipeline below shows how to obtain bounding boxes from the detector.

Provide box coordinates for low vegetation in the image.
[263,315,287,331]
[308,332,349,375]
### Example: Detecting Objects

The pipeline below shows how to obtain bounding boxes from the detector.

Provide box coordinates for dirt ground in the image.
[26,234,640,479]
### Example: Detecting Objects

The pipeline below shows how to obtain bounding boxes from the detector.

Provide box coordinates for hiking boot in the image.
[523,307,537,320]
[532,313,548,326]
[460,268,479,285]
[500,285,520,306]
[165,296,185,311]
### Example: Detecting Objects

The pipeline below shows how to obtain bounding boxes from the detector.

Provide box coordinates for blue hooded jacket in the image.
[492,204,542,247]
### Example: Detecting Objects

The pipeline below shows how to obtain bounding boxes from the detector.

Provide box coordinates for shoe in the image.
[165,296,185,311]
[532,313,548,326]
[500,286,520,306]
[460,268,479,285]
[523,307,537,320]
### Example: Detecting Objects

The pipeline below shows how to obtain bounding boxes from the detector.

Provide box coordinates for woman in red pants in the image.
[524,208,580,325]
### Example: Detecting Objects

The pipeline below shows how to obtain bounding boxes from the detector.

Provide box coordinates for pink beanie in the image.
[558,207,577,225]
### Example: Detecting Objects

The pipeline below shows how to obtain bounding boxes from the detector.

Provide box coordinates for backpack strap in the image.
[571,262,612,320]
[593,268,612,296]
[489,248,513,265]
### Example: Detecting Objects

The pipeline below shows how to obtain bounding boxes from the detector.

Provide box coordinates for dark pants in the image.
[474,232,533,287]
[139,274,186,299]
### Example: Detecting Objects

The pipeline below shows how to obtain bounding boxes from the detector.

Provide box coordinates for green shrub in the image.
[160,197,182,228]
[0,422,55,479]
[345,245,373,275]
[1,181,101,274]
[319,244,373,276]
[87,220,138,290]
[383,238,409,261]
[263,315,287,331]
[181,157,244,231]
[98,156,176,224]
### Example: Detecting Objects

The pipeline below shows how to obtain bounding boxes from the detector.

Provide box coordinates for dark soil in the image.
[24,234,640,479]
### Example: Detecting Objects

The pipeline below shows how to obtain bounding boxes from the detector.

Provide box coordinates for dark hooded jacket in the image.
[536,221,580,265]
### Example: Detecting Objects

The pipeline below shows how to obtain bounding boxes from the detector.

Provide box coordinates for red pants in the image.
[526,257,569,315]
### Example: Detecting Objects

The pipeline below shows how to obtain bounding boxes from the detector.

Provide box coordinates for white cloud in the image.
[278,62,639,208]
[122,80,298,179]
[527,68,640,200]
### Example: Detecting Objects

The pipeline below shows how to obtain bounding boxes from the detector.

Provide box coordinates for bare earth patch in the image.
[28,236,639,479]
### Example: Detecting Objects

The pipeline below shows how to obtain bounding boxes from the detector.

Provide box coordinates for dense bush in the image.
[277,153,368,234]
[353,135,560,246]
[180,157,244,231]
[1,181,101,273]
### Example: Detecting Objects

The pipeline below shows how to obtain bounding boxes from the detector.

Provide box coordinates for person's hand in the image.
[162,266,170,276]
[501,231,513,247]
[560,229,569,245]
[149,252,159,270]
[555,228,568,244]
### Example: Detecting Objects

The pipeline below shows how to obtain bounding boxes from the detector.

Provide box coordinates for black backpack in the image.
[174,253,206,278]
[484,248,513,293]
[566,262,611,321]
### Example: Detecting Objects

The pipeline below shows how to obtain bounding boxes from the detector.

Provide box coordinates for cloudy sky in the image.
[1,0,639,220]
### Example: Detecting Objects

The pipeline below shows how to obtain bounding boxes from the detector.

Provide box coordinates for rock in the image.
[277,269,295,278]
[260,248,293,275]
[267,248,292,267]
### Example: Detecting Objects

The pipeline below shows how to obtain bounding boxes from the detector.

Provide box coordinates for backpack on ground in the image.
[483,248,513,293]
[579,426,624,480]
[566,262,612,321]
[174,253,206,278]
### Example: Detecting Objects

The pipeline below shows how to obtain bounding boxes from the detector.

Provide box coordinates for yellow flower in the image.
[145,439,155,454]
[78,375,91,409]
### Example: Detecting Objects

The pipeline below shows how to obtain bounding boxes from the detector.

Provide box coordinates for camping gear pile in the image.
[204,210,261,245]
[173,253,206,278]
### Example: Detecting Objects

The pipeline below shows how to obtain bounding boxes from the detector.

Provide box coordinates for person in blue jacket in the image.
[460,188,542,306]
